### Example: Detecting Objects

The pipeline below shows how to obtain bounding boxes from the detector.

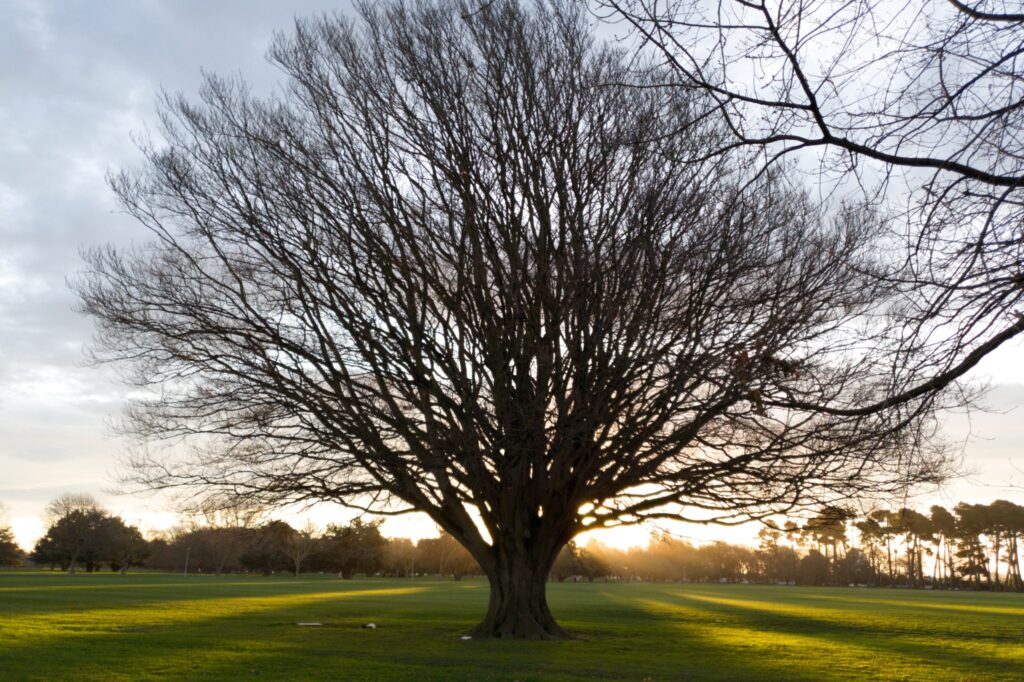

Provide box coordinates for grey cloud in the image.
[0,0,355,533]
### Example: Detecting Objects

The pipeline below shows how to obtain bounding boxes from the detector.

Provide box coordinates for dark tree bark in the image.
[476,540,567,639]
[78,0,956,638]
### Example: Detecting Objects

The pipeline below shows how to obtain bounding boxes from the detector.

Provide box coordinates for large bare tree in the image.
[79,0,951,638]
[600,0,1024,401]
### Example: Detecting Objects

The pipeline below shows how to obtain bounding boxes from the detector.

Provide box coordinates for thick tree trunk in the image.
[470,553,569,640]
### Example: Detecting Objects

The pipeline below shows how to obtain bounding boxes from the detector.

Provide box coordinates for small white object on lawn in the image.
[363,622,376,629]
[460,635,473,640]
[296,622,322,627]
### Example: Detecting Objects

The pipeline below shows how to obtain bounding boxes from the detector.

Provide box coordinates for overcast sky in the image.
[1,0,1023,551]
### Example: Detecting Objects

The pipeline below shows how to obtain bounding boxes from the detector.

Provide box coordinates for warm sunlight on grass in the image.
[4,585,426,649]
[1,571,1022,681]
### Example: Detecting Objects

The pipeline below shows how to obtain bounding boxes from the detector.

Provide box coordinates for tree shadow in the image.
[790,590,1024,617]
[635,587,1023,680]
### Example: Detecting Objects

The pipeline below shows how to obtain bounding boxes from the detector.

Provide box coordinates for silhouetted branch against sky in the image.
[598,0,1024,406]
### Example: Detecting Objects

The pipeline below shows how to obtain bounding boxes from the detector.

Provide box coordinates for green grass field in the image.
[1,571,1022,681]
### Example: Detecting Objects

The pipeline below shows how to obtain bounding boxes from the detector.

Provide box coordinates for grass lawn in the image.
[1,571,1022,681]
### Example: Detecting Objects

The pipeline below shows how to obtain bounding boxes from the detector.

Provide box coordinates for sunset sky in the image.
[2,0,1022,552]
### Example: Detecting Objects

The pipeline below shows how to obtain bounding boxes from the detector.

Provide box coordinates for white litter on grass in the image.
[296,622,322,627]
[460,635,473,641]
[363,622,377,629]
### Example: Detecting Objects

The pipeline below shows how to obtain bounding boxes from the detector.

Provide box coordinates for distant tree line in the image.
[144,518,474,580]
[21,494,479,579]
[11,494,1024,591]
[566,501,1024,591]
[848,502,1024,591]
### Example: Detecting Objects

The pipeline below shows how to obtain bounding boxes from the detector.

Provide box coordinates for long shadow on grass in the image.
[673,589,1024,645]
[791,590,1024,617]
[634,587,1023,680]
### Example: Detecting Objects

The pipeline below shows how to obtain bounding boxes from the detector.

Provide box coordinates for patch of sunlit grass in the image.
[1,586,426,649]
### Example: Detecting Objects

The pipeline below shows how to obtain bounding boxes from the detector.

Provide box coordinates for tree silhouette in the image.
[322,519,387,579]
[0,526,21,567]
[929,505,958,588]
[954,503,991,587]
[33,495,108,574]
[79,0,954,637]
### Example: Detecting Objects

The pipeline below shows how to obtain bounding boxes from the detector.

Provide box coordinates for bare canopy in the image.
[79,0,952,638]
